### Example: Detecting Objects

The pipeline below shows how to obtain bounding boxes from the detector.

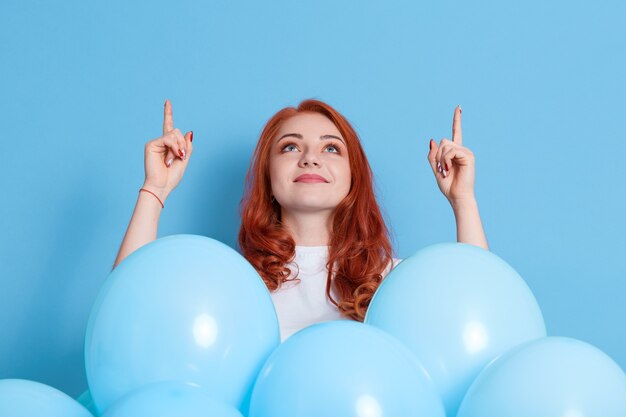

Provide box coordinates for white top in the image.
[269,245,403,342]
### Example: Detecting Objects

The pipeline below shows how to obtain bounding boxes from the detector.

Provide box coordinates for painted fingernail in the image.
[459,105,462,114]
[443,169,448,177]
[178,149,184,158]
[445,162,449,171]
[190,131,194,143]
[166,158,173,167]
[437,162,442,172]
[182,149,186,159]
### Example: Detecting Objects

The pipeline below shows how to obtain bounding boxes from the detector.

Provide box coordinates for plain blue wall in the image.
[1,0,624,397]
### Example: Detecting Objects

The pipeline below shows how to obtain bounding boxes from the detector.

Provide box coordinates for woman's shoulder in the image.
[381,256,403,278]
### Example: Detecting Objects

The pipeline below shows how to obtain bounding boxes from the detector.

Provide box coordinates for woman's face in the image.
[269,112,351,213]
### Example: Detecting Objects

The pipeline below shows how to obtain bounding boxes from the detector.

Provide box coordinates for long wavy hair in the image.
[237,98,395,321]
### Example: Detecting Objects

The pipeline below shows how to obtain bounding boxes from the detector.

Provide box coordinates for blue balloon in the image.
[248,321,446,417]
[457,337,626,417]
[364,243,546,417]
[85,234,280,415]
[76,389,99,416]
[102,381,243,417]
[0,379,92,417]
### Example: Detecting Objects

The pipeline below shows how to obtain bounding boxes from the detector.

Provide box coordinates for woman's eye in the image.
[281,142,341,154]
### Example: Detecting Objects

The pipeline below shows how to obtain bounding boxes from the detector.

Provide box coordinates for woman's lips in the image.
[294,174,328,183]
[296,178,326,183]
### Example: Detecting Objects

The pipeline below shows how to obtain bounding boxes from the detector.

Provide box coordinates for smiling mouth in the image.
[295,179,328,183]
[294,174,329,182]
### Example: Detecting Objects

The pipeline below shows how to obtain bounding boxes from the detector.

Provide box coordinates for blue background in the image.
[1,0,624,398]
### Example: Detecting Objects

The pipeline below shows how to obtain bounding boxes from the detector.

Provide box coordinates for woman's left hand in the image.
[427,105,476,206]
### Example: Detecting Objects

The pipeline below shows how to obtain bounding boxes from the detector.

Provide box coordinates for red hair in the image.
[237,98,395,321]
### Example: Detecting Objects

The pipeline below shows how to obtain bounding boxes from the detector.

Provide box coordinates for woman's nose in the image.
[299,151,320,167]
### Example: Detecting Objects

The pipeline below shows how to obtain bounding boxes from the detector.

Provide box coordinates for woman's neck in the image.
[281,209,333,246]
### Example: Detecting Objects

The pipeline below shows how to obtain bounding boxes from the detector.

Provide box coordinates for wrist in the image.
[449,195,477,212]
[140,183,170,205]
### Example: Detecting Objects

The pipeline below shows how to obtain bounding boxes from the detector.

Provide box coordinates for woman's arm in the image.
[112,186,169,270]
[112,99,193,270]
[451,197,489,250]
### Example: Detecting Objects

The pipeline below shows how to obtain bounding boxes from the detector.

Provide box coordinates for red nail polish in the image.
[429,140,432,150]
[190,131,194,142]
[178,149,183,158]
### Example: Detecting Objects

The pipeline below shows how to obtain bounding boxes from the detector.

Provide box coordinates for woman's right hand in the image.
[142,99,193,202]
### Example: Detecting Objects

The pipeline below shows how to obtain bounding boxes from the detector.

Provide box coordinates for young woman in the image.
[113,98,488,341]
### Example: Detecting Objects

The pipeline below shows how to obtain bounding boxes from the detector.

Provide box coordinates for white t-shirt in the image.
[269,245,403,342]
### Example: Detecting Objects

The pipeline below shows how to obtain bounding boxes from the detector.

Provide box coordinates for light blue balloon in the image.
[457,336,626,417]
[248,321,446,417]
[76,389,99,416]
[364,243,546,417]
[85,234,280,416]
[0,379,93,417]
[102,381,243,417]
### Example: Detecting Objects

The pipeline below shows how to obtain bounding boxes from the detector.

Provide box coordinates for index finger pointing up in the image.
[163,99,174,134]
[452,105,463,145]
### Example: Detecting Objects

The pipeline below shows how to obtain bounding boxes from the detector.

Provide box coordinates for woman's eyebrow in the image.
[277,133,345,145]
